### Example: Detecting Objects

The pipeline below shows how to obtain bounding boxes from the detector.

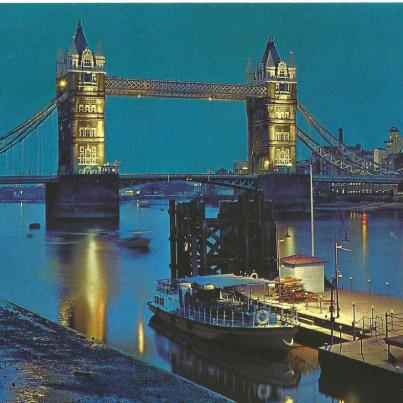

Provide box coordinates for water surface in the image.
[0,201,401,402]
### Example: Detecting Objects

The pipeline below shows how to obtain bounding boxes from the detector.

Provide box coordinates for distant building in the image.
[384,153,403,171]
[384,127,403,155]
[296,159,310,175]
[232,160,249,174]
[374,148,386,165]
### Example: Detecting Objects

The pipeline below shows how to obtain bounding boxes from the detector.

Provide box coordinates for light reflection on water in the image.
[0,201,401,402]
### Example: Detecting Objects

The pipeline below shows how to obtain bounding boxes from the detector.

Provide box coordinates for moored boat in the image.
[118,236,150,249]
[148,274,299,351]
[138,201,151,208]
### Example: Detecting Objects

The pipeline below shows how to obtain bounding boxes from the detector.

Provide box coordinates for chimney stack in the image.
[338,128,344,144]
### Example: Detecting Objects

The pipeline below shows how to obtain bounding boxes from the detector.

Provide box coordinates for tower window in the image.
[78,144,98,165]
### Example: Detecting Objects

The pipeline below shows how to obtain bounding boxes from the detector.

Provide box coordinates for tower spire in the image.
[246,57,254,84]
[266,50,275,68]
[74,20,89,54]
[289,50,296,68]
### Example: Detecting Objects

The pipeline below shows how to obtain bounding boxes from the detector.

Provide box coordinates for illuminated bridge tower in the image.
[246,36,297,175]
[46,22,119,221]
[56,22,106,175]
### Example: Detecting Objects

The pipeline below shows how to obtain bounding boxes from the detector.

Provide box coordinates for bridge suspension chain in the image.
[297,101,400,177]
[297,127,372,176]
[0,93,67,154]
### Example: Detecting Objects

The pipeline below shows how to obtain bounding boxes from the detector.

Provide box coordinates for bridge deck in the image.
[0,173,400,186]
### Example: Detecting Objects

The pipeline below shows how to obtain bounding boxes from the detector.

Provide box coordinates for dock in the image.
[0,298,230,402]
[261,289,403,345]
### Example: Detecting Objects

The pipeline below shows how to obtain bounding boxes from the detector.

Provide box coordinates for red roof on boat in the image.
[280,254,327,266]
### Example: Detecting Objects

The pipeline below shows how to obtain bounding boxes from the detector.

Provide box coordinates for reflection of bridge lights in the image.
[138,319,145,355]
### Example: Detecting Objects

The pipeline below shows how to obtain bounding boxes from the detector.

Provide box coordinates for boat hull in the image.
[149,303,298,351]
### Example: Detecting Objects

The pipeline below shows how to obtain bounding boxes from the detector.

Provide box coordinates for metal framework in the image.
[105,77,267,101]
[119,173,257,190]
[0,93,67,154]
[297,101,401,177]
[297,128,372,176]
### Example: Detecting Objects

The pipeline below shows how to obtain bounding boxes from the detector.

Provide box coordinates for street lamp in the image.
[276,225,291,272]
[330,273,342,345]
[335,241,352,318]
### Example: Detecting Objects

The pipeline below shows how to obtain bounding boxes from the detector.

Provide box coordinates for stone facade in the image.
[246,36,297,174]
[56,22,106,175]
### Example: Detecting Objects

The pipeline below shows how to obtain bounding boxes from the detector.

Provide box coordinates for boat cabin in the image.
[153,274,276,314]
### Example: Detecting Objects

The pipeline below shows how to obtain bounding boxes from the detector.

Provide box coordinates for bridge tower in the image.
[46,22,119,221]
[246,36,297,174]
[56,21,106,175]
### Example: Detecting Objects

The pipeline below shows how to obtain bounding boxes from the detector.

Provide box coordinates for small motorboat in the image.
[138,201,151,208]
[119,236,151,250]
[29,223,41,230]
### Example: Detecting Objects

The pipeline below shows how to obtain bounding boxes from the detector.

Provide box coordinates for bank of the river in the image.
[0,298,229,402]
[315,201,403,211]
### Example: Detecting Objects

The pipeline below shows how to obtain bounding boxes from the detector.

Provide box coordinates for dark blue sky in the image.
[0,4,402,173]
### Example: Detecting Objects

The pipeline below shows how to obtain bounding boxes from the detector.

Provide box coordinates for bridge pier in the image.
[45,174,120,221]
[256,174,310,214]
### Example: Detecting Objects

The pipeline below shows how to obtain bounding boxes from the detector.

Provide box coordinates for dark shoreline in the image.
[0,298,230,402]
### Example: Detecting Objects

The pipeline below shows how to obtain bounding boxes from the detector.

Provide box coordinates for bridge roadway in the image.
[0,174,401,187]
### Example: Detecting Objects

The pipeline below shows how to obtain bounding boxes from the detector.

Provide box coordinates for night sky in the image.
[0,3,402,174]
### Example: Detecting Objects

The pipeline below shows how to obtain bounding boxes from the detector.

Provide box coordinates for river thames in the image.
[0,201,401,402]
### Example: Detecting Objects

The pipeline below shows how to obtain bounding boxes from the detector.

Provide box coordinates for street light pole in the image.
[334,241,351,318]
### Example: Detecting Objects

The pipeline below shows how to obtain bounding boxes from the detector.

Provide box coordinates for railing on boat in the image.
[178,304,298,328]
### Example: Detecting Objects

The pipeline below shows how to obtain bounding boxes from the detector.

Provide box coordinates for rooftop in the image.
[183,274,273,289]
[281,254,327,266]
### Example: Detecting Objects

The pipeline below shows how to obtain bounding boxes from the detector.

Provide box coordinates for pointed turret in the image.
[261,35,281,67]
[74,20,89,54]
[96,40,105,57]
[266,50,275,68]
[289,50,296,68]
[288,50,297,79]
[265,50,276,78]
[67,36,77,54]
[245,57,254,84]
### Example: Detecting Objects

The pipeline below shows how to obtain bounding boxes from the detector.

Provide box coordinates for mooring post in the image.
[339,325,343,351]
[386,313,390,360]
[371,306,374,330]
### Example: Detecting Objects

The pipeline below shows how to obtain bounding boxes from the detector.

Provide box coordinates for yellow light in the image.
[59,79,67,89]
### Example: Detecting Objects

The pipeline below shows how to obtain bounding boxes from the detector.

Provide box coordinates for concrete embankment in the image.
[0,299,230,402]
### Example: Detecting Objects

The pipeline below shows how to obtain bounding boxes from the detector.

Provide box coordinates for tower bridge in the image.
[0,22,401,220]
